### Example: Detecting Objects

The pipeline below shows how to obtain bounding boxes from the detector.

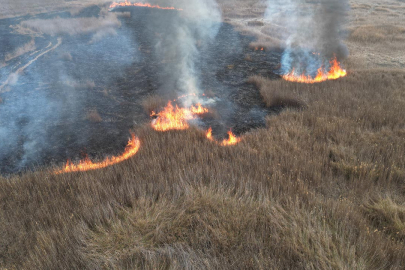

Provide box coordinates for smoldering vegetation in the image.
[0,70,404,269]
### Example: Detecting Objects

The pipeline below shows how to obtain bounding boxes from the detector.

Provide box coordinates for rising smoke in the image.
[0,0,223,174]
[0,4,138,173]
[265,0,349,75]
[150,0,222,106]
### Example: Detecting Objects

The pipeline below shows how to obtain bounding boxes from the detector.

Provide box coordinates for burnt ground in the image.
[0,6,283,175]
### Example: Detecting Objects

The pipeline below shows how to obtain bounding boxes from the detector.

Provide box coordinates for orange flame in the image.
[206,127,213,141]
[55,134,140,174]
[151,101,208,131]
[110,0,183,10]
[206,127,241,146]
[221,130,241,146]
[190,103,209,114]
[282,56,347,83]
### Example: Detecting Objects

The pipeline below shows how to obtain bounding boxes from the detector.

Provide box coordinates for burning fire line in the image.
[151,102,241,145]
[56,98,240,174]
[206,127,241,146]
[55,133,140,174]
[109,0,183,11]
[282,56,347,83]
[151,101,208,132]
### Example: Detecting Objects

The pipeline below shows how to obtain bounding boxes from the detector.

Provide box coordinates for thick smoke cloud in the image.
[265,0,349,75]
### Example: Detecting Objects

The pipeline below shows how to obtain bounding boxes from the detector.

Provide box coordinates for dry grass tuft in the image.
[86,109,103,123]
[248,75,307,109]
[349,25,405,43]
[141,95,166,114]
[247,20,264,27]
[364,197,405,241]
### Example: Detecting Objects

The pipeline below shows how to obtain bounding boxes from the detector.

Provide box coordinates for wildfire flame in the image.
[206,127,241,146]
[109,0,183,11]
[282,56,347,83]
[55,134,140,174]
[151,101,208,132]
[152,102,241,145]
[56,96,240,174]
[206,127,213,140]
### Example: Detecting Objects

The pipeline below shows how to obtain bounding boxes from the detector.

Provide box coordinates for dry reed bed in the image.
[1,70,404,269]
[1,0,405,268]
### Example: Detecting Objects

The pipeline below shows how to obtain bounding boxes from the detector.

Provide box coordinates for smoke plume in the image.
[0,5,138,173]
[265,0,349,75]
[150,0,222,106]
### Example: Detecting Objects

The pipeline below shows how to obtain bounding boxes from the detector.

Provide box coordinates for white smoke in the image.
[153,0,222,106]
[5,39,36,62]
[265,0,349,75]
[0,4,138,173]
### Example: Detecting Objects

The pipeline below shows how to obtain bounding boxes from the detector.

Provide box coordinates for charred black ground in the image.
[0,5,283,175]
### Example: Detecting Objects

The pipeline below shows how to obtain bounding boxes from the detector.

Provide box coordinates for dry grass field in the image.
[1,0,405,269]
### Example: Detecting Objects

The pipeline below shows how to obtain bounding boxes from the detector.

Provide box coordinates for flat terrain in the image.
[219,0,405,69]
[0,0,404,269]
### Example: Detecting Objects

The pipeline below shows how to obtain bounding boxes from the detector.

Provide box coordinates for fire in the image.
[190,103,209,114]
[151,101,208,132]
[282,56,347,83]
[109,0,183,11]
[55,134,140,174]
[206,127,241,146]
[221,130,241,146]
[206,127,213,141]
[56,96,240,175]
[152,102,241,145]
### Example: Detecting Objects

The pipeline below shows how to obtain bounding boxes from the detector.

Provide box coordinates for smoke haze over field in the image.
[265,0,349,75]
[5,39,36,62]
[18,14,121,36]
[0,0,224,173]
[0,5,138,173]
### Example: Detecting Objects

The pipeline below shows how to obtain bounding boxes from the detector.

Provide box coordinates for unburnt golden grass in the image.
[1,0,405,269]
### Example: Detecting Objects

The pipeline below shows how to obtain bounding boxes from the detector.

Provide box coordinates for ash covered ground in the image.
[0,5,282,175]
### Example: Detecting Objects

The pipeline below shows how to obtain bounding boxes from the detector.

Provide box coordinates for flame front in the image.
[206,127,241,146]
[206,127,213,141]
[110,0,183,11]
[152,103,241,145]
[221,130,241,146]
[55,134,140,174]
[282,56,347,83]
[151,101,208,132]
